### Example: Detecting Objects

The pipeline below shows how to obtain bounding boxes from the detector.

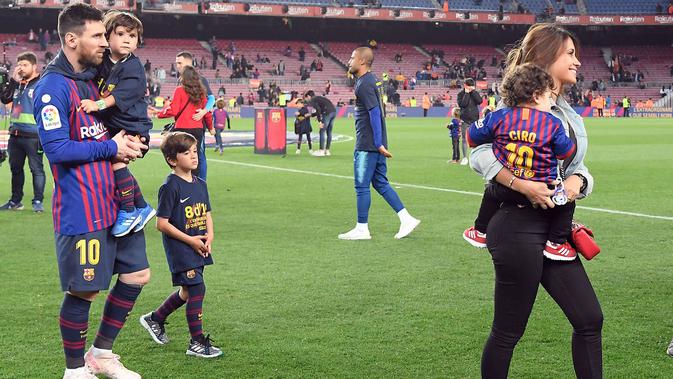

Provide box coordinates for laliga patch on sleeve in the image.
[42,105,62,130]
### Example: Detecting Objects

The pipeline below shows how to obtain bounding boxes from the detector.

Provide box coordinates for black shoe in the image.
[186,334,223,358]
[0,200,24,211]
[139,312,169,345]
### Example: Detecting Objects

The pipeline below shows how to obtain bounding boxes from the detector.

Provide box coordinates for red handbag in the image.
[570,221,601,260]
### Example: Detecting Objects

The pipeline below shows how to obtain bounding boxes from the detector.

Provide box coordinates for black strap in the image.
[174,100,190,123]
[560,125,577,180]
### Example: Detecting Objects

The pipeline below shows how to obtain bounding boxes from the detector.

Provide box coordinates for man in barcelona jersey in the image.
[34,4,150,378]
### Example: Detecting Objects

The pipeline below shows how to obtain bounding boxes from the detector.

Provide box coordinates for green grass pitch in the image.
[0,117,672,377]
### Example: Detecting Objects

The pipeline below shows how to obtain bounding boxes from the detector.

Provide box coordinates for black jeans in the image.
[481,205,603,379]
[8,135,45,203]
[318,112,336,150]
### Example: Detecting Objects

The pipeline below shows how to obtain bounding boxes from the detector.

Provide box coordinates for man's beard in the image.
[78,49,103,69]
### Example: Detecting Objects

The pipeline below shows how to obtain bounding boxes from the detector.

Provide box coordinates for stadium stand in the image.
[584,0,661,15]
[446,0,664,14]
[0,32,669,107]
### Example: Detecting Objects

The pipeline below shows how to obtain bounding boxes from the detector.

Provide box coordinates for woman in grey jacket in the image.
[471,24,603,379]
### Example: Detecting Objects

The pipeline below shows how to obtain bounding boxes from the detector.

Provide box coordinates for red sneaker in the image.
[543,241,577,261]
[571,221,601,260]
[463,226,487,248]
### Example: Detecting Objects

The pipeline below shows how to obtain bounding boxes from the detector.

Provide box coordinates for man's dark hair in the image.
[57,3,104,44]
[465,78,475,87]
[304,90,315,98]
[500,63,554,108]
[17,52,37,65]
[176,51,193,61]
[160,132,197,168]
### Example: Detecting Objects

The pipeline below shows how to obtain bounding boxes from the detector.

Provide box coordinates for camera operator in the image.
[0,52,45,212]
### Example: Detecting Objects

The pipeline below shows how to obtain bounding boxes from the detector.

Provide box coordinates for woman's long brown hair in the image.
[180,66,207,105]
[505,23,580,80]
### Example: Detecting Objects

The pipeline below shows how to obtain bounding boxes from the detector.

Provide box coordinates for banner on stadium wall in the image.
[630,107,673,118]
[204,3,536,24]
[143,2,199,14]
[555,14,673,26]
[574,106,673,117]
[202,3,673,26]
[227,106,672,118]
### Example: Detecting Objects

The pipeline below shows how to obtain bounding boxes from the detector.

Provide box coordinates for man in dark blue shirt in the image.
[304,90,336,156]
[338,47,420,240]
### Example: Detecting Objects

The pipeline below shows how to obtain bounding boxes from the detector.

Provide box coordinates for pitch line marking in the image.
[193,155,673,222]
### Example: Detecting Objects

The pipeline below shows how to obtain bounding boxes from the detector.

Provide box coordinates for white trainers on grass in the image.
[84,348,141,379]
[338,226,372,240]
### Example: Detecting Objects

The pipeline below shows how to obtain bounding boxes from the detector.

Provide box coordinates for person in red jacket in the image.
[158,66,213,177]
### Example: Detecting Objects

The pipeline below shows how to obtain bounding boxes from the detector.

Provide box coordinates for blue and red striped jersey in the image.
[467,107,575,182]
[34,73,119,235]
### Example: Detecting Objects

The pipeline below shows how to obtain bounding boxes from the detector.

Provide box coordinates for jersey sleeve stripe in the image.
[74,166,95,231]
[83,163,102,224]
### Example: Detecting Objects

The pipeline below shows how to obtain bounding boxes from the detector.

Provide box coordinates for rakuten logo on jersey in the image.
[80,121,107,140]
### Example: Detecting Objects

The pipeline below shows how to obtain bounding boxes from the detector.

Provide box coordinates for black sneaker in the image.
[0,200,24,211]
[139,312,169,345]
[186,334,223,358]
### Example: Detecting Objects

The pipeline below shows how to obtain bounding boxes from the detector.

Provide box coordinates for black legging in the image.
[482,204,603,379]
[297,132,312,150]
[180,128,204,176]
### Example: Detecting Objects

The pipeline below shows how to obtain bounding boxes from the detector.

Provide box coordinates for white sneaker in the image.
[325,150,331,156]
[312,150,325,157]
[295,149,301,155]
[84,348,141,379]
[667,338,673,356]
[338,227,372,240]
[395,217,421,239]
[460,157,468,165]
[63,367,97,379]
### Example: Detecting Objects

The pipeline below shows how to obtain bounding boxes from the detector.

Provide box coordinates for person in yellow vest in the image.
[409,97,417,107]
[228,97,236,108]
[622,96,630,117]
[422,92,431,117]
[154,95,165,109]
[488,94,496,109]
[279,92,287,108]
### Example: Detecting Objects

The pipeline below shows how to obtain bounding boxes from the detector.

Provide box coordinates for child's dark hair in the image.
[103,11,143,45]
[160,132,197,168]
[500,63,555,108]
